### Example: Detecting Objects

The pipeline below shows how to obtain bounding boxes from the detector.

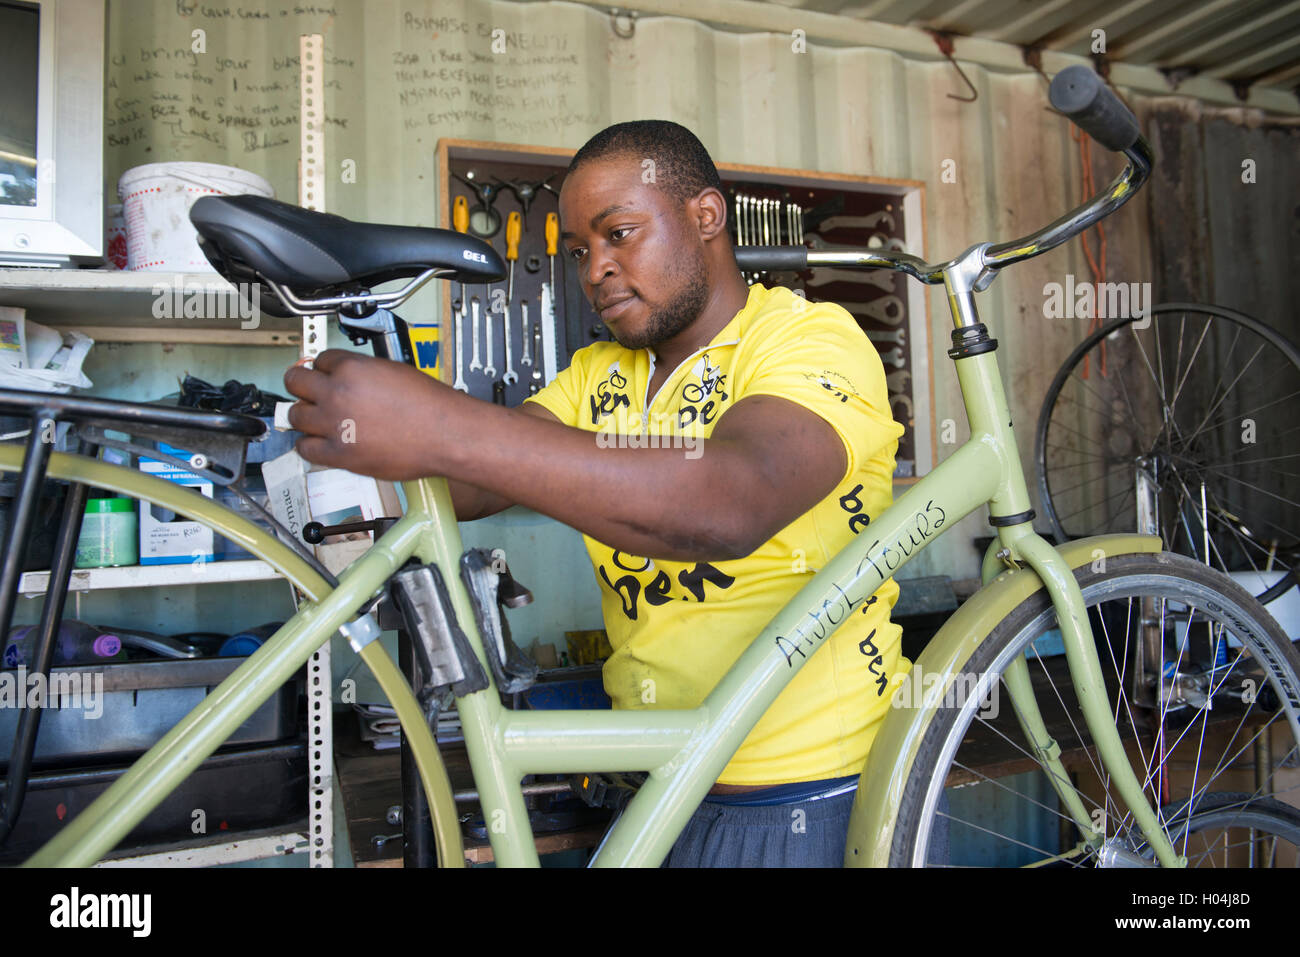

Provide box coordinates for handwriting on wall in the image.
[104,1,599,188]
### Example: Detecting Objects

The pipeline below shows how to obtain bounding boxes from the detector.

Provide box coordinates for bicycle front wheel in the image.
[891,552,1300,867]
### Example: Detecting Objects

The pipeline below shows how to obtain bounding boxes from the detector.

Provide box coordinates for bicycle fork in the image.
[982,537,1184,867]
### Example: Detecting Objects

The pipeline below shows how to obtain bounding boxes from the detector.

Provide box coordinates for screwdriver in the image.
[453,195,469,311]
[545,212,559,291]
[505,210,521,304]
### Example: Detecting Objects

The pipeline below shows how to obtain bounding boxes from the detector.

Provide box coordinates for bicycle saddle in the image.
[190,195,507,301]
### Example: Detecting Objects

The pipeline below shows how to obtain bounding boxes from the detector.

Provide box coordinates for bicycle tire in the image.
[889,552,1300,867]
[1034,303,1300,609]
[1133,791,1300,866]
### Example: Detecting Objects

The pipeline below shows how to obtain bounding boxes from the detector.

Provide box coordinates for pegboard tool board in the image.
[436,140,933,481]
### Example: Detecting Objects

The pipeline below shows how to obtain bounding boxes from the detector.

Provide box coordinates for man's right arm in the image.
[449,400,561,520]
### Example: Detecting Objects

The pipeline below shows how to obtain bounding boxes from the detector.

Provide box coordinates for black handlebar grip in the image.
[734,245,809,272]
[1049,65,1140,152]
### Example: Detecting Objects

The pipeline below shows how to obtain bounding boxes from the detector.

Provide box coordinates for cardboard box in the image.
[263,449,402,576]
[138,443,214,565]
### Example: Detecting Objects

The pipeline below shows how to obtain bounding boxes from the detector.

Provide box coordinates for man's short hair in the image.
[568,120,724,207]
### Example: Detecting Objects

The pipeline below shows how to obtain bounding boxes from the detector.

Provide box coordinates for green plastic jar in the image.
[74,498,138,568]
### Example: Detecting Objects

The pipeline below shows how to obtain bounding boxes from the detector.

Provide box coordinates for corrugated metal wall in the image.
[102,0,1296,588]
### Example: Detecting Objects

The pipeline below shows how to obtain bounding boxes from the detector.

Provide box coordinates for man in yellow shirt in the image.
[284,120,925,867]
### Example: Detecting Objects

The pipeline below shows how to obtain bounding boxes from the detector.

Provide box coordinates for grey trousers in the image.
[662,790,951,868]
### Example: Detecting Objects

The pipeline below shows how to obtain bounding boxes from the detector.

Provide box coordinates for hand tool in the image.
[815,211,895,234]
[867,232,908,252]
[495,174,556,223]
[484,301,497,379]
[540,283,558,384]
[867,328,906,346]
[890,393,914,420]
[878,346,907,368]
[505,210,521,304]
[545,212,559,291]
[850,295,906,326]
[452,300,468,392]
[886,369,911,393]
[803,262,898,293]
[452,195,470,311]
[530,321,544,388]
[469,297,483,373]
[454,170,505,238]
[503,302,519,385]
[520,300,533,366]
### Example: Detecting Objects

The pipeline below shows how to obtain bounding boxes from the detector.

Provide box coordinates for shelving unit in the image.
[96,824,311,868]
[0,35,334,868]
[17,559,283,599]
[0,267,301,347]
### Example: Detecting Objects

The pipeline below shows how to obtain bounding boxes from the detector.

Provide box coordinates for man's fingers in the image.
[294,434,340,469]
[283,362,325,401]
[285,399,329,437]
[310,349,354,374]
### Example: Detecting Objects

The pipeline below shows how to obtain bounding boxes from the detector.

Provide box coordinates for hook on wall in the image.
[1023,44,1062,116]
[1023,44,1050,88]
[610,8,637,39]
[928,30,977,102]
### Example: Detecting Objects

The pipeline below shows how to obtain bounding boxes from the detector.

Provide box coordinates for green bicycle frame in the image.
[5,329,1181,867]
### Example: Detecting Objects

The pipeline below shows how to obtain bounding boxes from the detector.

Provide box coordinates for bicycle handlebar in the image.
[734,65,1150,286]
[1048,65,1140,152]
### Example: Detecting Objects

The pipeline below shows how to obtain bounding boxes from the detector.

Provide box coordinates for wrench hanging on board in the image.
[805,267,899,293]
[815,211,895,234]
[850,295,906,326]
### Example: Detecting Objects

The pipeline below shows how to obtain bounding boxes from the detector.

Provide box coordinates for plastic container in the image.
[117,161,274,272]
[218,622,283,657]
[105,203,128,269]
[74,497,138,568]
[3,620,128,669]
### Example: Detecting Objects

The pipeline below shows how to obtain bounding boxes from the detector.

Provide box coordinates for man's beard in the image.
[609,256,710,351]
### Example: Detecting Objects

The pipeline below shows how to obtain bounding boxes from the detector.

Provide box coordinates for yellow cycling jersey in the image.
[524,282,908,784]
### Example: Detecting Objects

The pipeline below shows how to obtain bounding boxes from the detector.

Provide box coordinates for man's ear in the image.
[691,187,730,243]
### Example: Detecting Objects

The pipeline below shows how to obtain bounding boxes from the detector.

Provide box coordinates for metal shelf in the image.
[17,559,284,598]
[95,823,311,868]
[0,267,301,346]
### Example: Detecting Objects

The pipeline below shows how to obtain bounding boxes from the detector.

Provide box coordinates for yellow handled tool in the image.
[505,210,521,304]
[545,212,559,291]
[453,195,470,309]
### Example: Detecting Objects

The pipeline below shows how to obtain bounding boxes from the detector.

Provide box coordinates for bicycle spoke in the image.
[940,809,1087,867]
[1190,388,1300,437]
[1183,341,1267,449]
[1168,316,1213,409]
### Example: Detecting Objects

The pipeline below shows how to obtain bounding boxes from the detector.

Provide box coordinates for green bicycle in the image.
[3,67,1297,868]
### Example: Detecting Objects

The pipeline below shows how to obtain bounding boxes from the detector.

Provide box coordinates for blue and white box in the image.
[138,443,214,565]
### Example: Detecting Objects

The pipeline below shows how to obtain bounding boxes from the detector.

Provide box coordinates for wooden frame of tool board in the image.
[436,138,934,483]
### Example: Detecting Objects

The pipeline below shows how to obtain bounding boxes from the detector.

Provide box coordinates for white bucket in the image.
[117,162,275,272]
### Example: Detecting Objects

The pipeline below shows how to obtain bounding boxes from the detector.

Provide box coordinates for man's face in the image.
[558,155,710,351]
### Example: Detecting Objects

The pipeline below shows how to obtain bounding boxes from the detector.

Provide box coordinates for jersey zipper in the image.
[642,339,741,421]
